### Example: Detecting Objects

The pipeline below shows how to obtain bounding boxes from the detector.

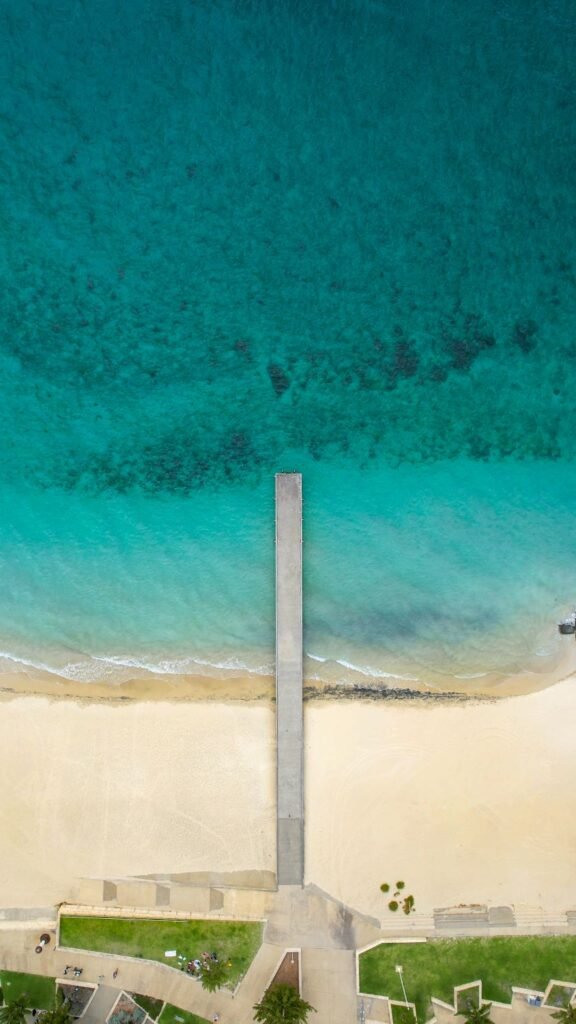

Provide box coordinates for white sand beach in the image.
[305,676,576,919]
[0,678,575,917]
[0,698,276,908]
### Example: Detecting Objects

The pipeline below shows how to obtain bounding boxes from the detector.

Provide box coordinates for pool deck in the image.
[275,472,304,886]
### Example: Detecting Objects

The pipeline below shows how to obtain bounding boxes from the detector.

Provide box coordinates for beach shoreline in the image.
[1,648,575,704]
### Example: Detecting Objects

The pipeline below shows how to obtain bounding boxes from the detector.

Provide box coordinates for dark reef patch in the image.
[0,0,574,501]
[267,362,291,396]
[440,310,496,372]
[512,318,538,353]
[391,339,419,379]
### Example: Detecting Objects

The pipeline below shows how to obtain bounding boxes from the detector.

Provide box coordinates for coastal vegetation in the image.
[198,957,229,993]
[0,998,27,1024]
[59,916,262,987]
[0,972,55,1011]
[38,995,74,1024]
[0,994,72,1024]
[457,1000,494,1024]
[380,881,415,915]
[253,983,315,1024]
[359,937,576,1021]
[552,1008,576,1024]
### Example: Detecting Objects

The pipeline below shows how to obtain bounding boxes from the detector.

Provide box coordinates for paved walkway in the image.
[81,986,119,1024]
[2,888,574,1024]
[301,949,358,1024]
[275,472,304,886]
[0,884,379,1024]
[0,924,284,1024]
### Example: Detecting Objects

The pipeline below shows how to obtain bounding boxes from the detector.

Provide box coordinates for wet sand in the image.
[1,637,576,706]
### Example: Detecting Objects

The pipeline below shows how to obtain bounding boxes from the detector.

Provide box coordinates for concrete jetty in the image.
[275,472,304,886]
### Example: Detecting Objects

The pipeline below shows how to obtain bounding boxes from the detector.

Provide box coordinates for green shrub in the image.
[380,883,390,893]
[403,896,415,914]
[388,901,399,912]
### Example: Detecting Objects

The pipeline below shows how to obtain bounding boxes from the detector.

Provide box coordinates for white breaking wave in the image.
[0,649,117,682]
[0,645,420,687]
[92,653,274,675]
[306,652,420,682]
[0,648,274,683]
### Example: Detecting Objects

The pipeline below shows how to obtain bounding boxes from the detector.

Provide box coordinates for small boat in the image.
[558,612,576,635]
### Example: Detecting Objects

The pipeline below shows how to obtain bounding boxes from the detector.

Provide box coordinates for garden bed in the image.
[57,982,96,1018]
[107,994,147,1024]
[268,952,299,992]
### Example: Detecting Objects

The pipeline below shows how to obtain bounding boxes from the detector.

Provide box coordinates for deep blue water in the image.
[0,0,575,689]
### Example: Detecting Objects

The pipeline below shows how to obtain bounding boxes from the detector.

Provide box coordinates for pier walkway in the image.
[275,473,304,886]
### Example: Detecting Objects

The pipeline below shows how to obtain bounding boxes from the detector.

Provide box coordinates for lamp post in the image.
[395,965,409,1008]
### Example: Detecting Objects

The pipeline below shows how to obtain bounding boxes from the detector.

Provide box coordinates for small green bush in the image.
[380,883,390,893]
[388,901,399,912]
[403,895,415,914]
[396,881,405,890]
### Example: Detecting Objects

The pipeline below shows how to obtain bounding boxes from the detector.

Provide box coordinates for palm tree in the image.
[0,998,27,1024]
[253,983,315,1024]
[199,958,229,993]
[552,1006,576,1024]
[457,999,494,1024]
[38,992,73,1024]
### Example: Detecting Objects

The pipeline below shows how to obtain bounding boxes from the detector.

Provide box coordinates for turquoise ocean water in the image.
[0,0,575,691]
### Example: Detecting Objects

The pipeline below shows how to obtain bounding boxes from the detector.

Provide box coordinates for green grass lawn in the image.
[158,1005,210,1024]
[0,970,55,1009]
[60,915,262,987]
[359,936,576,1022]
[131,994,165,1019]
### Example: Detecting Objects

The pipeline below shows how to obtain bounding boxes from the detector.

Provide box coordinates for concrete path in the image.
[0,924,285,1024]
[1,884,573,1024]
[0,883,378,1024]
[301,949,358,1024]
[275,472,304,886]
[81,985,119,1024]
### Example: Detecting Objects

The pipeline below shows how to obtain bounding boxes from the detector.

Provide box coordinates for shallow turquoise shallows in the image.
[0,0,575,690]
